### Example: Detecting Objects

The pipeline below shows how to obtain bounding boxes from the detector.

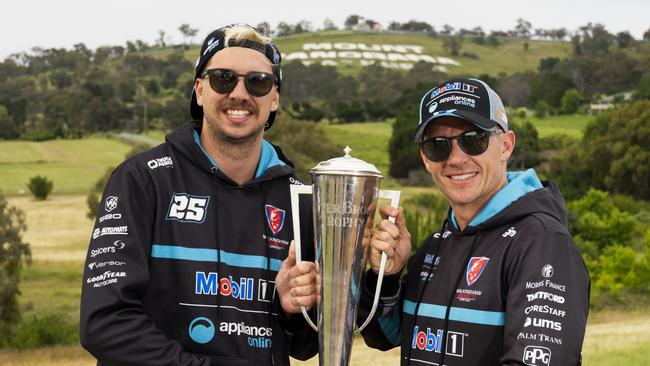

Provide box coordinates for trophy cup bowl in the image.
[290,147,400,366]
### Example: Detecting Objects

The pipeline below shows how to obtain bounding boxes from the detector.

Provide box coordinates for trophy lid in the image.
[310,146,383,177]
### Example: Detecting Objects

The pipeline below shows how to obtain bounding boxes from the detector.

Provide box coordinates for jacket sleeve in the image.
[357,269,405,351]
[79,163,209,366]
[501,231,590,366]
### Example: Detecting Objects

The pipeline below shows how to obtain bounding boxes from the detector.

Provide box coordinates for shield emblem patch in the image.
[265,205,285,235]
[466,257,489,286]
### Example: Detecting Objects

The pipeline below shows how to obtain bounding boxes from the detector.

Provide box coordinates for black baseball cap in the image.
[413,78,508,142]
[189,24,283,130]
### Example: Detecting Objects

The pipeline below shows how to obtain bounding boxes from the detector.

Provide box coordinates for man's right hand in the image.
[369,206,411,276]
[275,241,320,314]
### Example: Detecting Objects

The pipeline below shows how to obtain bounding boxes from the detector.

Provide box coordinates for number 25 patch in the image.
[166,193,210,223]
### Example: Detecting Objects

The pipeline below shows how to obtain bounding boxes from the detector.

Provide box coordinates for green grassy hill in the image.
[177,30,572,77]
[0,138,131,196]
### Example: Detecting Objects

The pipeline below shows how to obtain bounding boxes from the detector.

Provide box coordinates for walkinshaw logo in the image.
[466,257,489,286]
[265,205,285,234]
[105,196,118,212]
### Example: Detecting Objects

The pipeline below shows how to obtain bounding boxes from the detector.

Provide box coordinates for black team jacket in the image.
[80,121,318,365]
[358,170,590,366]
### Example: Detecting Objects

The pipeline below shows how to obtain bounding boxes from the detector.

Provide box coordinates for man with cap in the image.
[357,78,590,365]
[80,24,318,365]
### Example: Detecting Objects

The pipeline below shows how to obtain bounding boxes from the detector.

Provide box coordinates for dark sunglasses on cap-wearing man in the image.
[419,129,502,162]
[201,68,277,97]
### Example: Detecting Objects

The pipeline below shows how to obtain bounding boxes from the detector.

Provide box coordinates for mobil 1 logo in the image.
[523,345,551,366]
[166,193,210,223]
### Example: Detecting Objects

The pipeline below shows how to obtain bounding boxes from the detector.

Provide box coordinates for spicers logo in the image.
[265,205,285,234]
[466,257,489,286]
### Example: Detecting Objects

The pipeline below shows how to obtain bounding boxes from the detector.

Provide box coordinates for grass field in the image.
[0,138,131,196]
[524,114,594,140]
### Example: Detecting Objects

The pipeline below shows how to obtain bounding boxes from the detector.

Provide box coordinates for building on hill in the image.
[589,92,633,114]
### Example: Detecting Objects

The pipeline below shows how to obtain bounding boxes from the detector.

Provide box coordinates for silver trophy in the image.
[290,146,400,366]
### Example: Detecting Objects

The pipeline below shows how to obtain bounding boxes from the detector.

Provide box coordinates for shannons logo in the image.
[147,157,173,170]
[523,345,551,366]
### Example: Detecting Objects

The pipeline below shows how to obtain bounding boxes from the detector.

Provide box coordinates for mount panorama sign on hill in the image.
[284,42,460,71]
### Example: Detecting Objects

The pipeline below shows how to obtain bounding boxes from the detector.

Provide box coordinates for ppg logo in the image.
[523,346,551,366]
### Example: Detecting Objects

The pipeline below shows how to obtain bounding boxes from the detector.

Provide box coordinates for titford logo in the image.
[523,345,551,366]
[527,291,565,304]
[195,272,254,300]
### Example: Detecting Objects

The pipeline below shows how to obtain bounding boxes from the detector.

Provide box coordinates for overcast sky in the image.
[1,0,648,60]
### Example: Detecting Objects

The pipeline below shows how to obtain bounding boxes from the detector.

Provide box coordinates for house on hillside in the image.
[589,92,633,114]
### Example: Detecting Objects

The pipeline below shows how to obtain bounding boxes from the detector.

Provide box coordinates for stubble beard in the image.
[203,99,265,149]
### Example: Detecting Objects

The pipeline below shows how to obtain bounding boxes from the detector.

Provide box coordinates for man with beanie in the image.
[358,79,590,365]
[80,24,318,365]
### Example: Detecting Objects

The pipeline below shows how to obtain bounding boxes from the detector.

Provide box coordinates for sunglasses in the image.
[420,130,502,162]
[202,68,277,97]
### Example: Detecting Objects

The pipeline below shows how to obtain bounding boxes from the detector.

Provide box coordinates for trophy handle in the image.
[289,184,319,332]
[355,189,401,333]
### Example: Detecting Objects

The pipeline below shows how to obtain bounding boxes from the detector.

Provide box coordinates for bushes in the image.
[0,192,31,325]
[27,175,53,200]
[0,314,78,349]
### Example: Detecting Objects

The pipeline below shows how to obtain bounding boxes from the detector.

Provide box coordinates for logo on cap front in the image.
[428,102,438,114]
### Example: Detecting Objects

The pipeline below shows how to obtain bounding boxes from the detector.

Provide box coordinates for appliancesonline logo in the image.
[189,317,215,344]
